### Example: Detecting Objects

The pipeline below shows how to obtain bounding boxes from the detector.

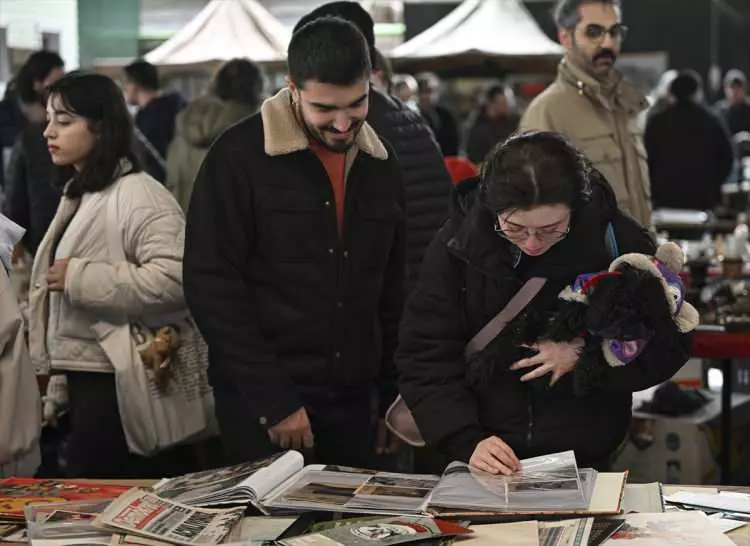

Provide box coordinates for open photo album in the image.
[153,450,627,517]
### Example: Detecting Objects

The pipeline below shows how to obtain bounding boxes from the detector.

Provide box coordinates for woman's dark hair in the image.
[15,50,64,105]
[212,58,266,108]
[47,72,141,198]
[480,131,594,215]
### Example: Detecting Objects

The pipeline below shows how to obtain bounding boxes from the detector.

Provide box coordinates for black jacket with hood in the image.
[396,176,692,467]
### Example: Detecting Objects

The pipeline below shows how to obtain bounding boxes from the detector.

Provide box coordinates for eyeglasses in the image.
[494,217,571,244]
[583,23,628,43]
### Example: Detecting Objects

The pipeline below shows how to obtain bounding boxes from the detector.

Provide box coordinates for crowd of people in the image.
[0,0,726,481]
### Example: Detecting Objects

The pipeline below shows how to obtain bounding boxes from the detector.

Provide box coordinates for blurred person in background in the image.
[645,70,734,211]
[392,74,419,112]
[643,69,678,123]
[417,72,460,156]
[372,48,393,94]
[0,82,27,191]
[28,73,196,478]
[521,0,652,227]
[5,51,65,262]
[185,16,405,468]
[295,2,452,296]
[167,58,266,210]
[124,60,186,183]
[716,69,750,137]
[465,83,520,165]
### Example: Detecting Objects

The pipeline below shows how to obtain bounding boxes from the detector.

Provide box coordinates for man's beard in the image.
[592,48,617,67]
[571,39,617,80]
[295,103,362,153]
[308,119,363,153]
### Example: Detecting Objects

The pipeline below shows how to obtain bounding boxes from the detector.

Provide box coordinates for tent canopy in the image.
[391,0,563,73]
[144,0,290,67]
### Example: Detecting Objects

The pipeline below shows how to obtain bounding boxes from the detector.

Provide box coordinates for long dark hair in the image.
[47,73,141,198]
[480,131,594,216]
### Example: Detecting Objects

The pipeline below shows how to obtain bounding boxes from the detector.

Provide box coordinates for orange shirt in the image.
[309,139,346,234]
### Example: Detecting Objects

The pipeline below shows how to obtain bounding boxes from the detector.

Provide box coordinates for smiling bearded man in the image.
[183,16,406,468]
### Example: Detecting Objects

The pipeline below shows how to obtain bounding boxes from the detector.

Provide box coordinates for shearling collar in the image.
[260,88,388,160]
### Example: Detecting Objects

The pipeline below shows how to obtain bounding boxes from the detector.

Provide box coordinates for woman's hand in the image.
[46,259,70,291]
[510,338,584,386]
[469,436,521,475]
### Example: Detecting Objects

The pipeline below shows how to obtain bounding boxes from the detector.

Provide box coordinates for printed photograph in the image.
[509,476,579,493]
[355,485,432,499]
[322,465,378,475]
[280,482,358,506]
[364,476,439,490]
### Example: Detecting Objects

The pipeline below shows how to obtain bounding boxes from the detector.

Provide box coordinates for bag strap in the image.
[464,277,546,359]
[133,126,167,171]
[605,221,619,259]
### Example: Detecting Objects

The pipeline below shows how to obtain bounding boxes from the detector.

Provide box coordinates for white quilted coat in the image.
[28,167,186,374]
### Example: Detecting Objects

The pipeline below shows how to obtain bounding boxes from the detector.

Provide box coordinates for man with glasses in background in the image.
[521,0,652,228]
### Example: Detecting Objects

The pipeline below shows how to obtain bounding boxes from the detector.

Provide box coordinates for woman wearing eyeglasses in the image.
[395,131,691,475]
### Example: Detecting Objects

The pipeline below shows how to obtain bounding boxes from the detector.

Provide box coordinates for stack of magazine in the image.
[153,450,627,517]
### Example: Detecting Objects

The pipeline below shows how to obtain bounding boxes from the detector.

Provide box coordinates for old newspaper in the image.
[93,489,244,546]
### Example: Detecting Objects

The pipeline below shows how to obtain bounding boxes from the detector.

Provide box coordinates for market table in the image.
[4,481,749,545]
[692,326,750,484]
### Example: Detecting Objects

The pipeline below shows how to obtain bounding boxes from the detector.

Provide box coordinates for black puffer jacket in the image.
[396,177,692,467]
[367,88,452,290]
[5,123,62,254]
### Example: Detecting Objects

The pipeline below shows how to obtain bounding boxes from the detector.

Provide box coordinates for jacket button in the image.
[328,248,334,254]
[324,201,331,207]
[335,351,341,359]
[343,250,349,258]
[35,283,41,289]
[259,416,267,426]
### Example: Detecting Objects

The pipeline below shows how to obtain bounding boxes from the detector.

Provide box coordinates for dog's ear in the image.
[586,265,671,339]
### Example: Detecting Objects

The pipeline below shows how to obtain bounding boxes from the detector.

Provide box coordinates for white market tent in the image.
[143,0,291,68]
[390,0,563,73]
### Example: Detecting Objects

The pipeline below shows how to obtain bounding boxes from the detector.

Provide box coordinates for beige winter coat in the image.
[0,263,41,476]
[521,58,652,227]
[28,168,186,374]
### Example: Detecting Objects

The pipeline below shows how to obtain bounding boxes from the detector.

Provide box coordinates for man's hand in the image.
[375,418,401,455]
[469,436,521,475]
[267,407,314,450]
[46,259,70,292]
[510,339,584,386]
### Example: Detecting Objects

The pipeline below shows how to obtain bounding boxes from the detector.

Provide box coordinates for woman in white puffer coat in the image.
[28,73,197,478]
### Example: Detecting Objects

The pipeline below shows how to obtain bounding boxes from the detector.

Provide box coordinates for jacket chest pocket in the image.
[354,199,403,270]
[258,192,326,261]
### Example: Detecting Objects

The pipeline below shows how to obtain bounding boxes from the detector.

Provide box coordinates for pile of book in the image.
[0,449,746,545]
